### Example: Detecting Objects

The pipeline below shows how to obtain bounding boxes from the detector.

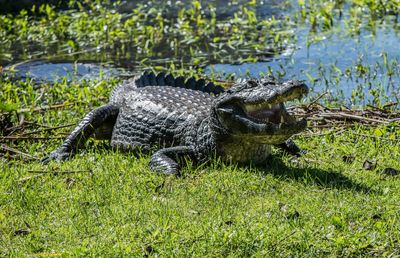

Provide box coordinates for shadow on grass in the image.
[253,157,374,194]
[44,143,374,194]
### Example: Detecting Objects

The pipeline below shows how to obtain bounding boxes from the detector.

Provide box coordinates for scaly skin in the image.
[43,72,308,175]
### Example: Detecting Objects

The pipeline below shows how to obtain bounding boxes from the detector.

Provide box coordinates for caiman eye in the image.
[247,80,258,88]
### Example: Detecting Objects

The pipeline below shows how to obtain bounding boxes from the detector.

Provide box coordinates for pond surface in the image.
[2,0,399,106]
[8,60,132,83]
[207,18,400,105]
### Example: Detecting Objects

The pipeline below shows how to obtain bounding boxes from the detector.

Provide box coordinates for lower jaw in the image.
[240,119,306,142]
[246,114,297,125]
[233,133,297,145]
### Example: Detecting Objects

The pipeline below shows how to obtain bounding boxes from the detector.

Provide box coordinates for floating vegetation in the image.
[297,0,399,34]
[207,0,399,106]
[1,2,400,256]
[0,0,399,106]
[0,0,295,68]
[5,60,131,83]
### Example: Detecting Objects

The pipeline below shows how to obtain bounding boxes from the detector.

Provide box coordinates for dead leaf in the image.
[381,167,399,176]
[363,160,376,170]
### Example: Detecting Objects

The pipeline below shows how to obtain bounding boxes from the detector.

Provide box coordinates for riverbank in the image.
[1,0,399,256]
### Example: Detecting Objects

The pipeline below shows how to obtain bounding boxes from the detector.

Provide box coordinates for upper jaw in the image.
[215,100,307,138]
[240,81,308,125]
[238,85,308,127]
[238,101,307,134]
[242,102,294,124]
[214,79,309,139]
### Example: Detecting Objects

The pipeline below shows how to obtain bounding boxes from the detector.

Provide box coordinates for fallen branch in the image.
[318,112,388,124]
[28,170,92,174]
[0,144,39,161]
[20,123,75,136]
[302,128,346,138]
[288,103,400,129]
[15,103,75,114]
[0,136,65,142]
[17,174,44,183]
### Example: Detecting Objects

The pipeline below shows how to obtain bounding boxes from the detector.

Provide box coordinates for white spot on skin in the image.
[130,100,163,112]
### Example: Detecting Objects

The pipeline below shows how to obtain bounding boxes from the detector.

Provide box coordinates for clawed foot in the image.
[298,148,307,156]
[148,146,195,176]
[276,139,307,157]
[149,154,180,176]
[41,149,71,164]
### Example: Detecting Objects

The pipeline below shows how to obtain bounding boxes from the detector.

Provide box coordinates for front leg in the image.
[42,104,119,163]
[150,146,196,175]
[275,139,306,157]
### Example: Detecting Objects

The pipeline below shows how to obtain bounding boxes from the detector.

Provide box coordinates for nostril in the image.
[247,80,258,87]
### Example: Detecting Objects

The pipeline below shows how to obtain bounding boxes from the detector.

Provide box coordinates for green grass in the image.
[1,0,400,256]
[0,76,399,256]
[1,125,400,256]
[0,0,294,67]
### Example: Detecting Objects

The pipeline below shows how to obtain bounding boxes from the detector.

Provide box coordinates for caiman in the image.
[43,72,309,175]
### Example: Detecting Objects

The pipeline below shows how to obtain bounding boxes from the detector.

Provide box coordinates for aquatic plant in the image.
[0,0,295,68]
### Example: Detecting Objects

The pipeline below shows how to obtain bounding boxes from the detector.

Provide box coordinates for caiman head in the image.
[212,77,308,144]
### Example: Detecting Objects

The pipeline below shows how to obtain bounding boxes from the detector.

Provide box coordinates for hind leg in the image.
[275,139,306,157]
[150,146,196,175]
[42,104,119,163]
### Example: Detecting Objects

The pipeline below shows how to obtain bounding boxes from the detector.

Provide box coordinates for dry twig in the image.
[0,136,65,142]
[288,103,400,129]
[0,144,39,161]
[28,170,92,174]
[20,123,75,136]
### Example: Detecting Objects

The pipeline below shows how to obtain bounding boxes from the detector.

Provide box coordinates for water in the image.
[116,0,287,17]
[206,18,400,105]
[6,60,132,83]
[2,1,399,105]
[0,0,285,17]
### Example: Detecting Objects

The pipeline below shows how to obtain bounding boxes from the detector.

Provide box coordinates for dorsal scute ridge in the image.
[135,71,225,95]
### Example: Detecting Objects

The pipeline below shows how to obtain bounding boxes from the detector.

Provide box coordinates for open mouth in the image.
[215,79,309,139]
[242,102,300,126]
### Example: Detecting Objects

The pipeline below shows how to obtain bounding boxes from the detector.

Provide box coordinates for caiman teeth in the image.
[243,102,300,125]
[244,103,272,112]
